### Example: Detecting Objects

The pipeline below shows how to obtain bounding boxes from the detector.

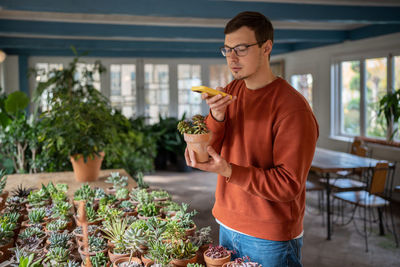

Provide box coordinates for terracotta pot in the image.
[0,190,9,201]
[108,249,130,263]
[113,256,142,267]
[197,244,211,265]
[185,224,197,238]
[204,250,231,267]
[0,250,3,262]
[70,152,105,182]
[81,261,111,267]
[170,254,197,267]
[145,261,154,267]
[0,238,14,260]
[141,254,153,266]
[184,133,212,163]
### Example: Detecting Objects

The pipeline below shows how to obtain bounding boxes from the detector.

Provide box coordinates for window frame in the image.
[332,50,400,140]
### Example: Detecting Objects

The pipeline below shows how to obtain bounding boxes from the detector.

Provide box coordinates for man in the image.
[185,11,319,267]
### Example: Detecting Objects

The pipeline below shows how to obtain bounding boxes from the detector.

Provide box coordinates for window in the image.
[144,64,169,124]
[341,61,360,136]
[334,54,399,141]
[366,58,387,138]
[110,64,136,118]
[34,63,64,112]
[290,74,313,108]
[178,64,202,119]
[209,64,232,89]
[75,63,101,91]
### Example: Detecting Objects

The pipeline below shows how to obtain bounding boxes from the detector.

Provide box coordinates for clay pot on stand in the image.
[70,152,105,182]
[184,133,212,163]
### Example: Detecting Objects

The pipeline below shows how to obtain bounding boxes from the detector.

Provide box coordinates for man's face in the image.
[224,26,264,80]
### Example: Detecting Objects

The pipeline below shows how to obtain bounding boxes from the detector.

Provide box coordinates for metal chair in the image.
[333,162,399,252]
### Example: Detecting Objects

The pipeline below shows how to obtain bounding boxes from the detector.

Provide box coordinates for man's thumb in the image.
[207,146,219,159]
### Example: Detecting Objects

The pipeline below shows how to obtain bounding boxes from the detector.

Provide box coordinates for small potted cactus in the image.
[177,115,211,163]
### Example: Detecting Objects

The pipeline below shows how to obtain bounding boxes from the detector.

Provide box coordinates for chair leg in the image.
[377,207,385,236]
[364,206,368,252]
[389,203,399,247]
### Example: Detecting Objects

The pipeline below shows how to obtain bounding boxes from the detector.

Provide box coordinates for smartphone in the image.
[191,86,232,99]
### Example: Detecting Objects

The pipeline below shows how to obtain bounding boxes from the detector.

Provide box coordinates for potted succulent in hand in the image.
[203,245,231,267]
[34,55,115,182]
[177,115,211,163]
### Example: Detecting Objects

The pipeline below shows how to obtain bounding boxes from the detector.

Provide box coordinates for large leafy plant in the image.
[34,55,115,162]
[378,88,400,141]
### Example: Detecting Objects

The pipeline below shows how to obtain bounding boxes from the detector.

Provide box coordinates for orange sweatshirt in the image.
[206,78,319,241]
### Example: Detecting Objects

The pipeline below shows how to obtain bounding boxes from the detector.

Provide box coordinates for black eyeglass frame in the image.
[220,40,267,57]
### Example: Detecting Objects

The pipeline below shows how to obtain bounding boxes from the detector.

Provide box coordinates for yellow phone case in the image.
[191,86,232,99]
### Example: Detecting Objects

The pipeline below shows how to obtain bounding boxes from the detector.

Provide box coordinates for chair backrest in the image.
[369,162,389,195]
[351,138,369,157]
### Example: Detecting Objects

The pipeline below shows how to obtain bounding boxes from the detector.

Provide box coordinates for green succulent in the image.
[177,114,209,135]
[18,227,45,240]
[170,240,198,260]
[85,205,99,222]
[48,232,71,249]
[46,219,69,232]
[17,253,43,267]
[51,201,73,219]
[44,247,69,264]
[73,225,98,236]
[89,235,107,252]
[0,169,7,195]
[189,226,213,247]
[116,187,129,200]
[162,219,186,242]
[102,217,129,254]
[105,172,128,190]
[27,187,50,207]
[132,189,153,204]
[124,226,148,255]
[1,211,20,224]
[94,187,107,199]
[74,184,95,201]
[119,200,136,212]
[174,203,198,229]
[138,202,159,217]
[135,172,149,189]
[0,221,16,244]
[28,208,46,224]
[89,252,108,267]
[150,190,171,200]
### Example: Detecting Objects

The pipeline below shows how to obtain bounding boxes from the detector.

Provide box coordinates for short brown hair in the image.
[224,11,274,46]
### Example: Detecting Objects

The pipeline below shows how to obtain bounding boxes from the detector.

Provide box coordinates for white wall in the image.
[3,55,19,93]
[272,32,400,199]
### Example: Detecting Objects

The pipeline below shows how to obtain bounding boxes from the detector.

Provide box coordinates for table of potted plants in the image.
[0,169,261,267]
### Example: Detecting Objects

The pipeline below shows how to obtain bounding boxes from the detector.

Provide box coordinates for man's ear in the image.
[264,40,273,56]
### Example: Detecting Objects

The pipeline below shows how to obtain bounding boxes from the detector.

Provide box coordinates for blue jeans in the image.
[219,225,303,267]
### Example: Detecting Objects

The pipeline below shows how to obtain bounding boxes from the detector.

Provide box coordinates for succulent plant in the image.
[73,184,95,201]
[173,203,197,229]
[89,252,108,267]
[124,226,148,255]
[102,217,129,254]
[170,240,198,260]
[116,187,129,200]
[105,172,128,190]
[15,252,43,267]
[51,201,73,219]
[88,235,107,252]
[138,202,159,217]
[135,172,149,189]
[28,208,46,224]
[12,184,35,198]
[44,246,69,264]
[204,245,231,259]
[150,190,171,200]
[177,114,209,135]
[0,169,7,195]
[230,256,262,267]
[46,219,69,232]
[132,189,153,204]
[0,221,16,244]
[73,225,98,236]
[94,187,107,199]
[85,204,99,222]
[48,232,71,249]
[189,226,213,247]
[119,200,136,212]
[18,227,45,240]
[187,264,205,267]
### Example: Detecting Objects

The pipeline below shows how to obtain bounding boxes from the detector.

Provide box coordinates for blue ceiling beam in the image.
[0,37,293,58]
[349,24,400,41]
[1,0,400,23]
[0,19,346,43]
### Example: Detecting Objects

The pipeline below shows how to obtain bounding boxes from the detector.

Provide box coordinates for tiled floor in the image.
[144,170,400,267]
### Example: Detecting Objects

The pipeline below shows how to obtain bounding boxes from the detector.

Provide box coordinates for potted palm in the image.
[378,88,400,141]
[177,115,211,163]
[34,54,115,182]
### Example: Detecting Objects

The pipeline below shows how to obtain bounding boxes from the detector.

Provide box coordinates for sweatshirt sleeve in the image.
[226,109,319,202]
[205,111,227,154]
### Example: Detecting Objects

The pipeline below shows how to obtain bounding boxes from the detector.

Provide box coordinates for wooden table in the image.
[311,147,388,240]
[3,168,137,199]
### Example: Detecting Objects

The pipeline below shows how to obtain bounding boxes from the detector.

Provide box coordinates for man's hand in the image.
[185,146,232,177]
[202,87,236,122]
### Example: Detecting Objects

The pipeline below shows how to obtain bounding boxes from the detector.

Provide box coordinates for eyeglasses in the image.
[220,41,266,57]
